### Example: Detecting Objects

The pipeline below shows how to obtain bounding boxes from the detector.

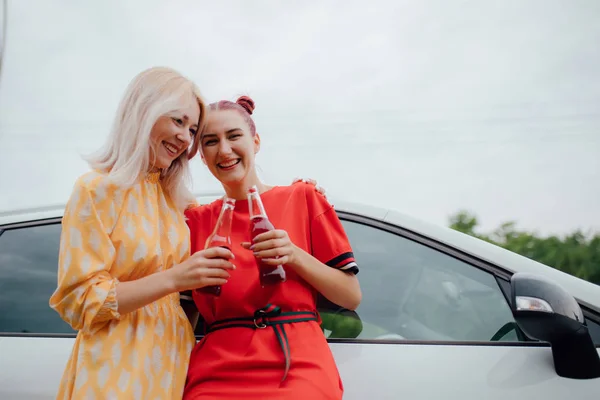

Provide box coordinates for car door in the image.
[321,213,600,400]
[0,219,76,399]
[2,214,599,399]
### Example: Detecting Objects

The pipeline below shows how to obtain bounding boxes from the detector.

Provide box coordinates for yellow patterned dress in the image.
[49,170,196,400]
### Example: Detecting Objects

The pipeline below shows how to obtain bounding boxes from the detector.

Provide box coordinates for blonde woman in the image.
[49,67,236,399]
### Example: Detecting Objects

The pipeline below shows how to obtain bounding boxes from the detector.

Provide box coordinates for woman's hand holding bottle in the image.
[242,229,299,267]
[168,247,236,292]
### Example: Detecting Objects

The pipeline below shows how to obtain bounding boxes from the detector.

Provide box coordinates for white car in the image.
[1,193,599,399]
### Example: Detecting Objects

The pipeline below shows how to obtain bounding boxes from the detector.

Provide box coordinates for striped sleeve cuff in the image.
[326,252,359,275]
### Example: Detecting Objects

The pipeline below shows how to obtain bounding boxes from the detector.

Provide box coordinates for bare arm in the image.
[290,247,361,310]
[244,233,362,311]
[116,247,235,316]
[115,270,178,315]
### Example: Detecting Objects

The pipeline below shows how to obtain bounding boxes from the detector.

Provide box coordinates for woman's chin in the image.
[220,177,243,187]
[151,157,175,171]
[215,169,243,184]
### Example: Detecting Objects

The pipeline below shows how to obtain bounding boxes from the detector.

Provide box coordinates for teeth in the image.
[164,143,178,153]
[219,159,239,168]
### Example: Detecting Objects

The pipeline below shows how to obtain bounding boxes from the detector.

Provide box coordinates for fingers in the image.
[189,260,231,284]
[259,256,289,266]
[292,177,316,186]
[200,277,229,287]
[252,229,286,243]
[180,263,231,291]
[176,250,237,291]
[250,238,287,252]
[198,246,235,260]
[190,252,236,270]
[201,257,236,270]
[253,247,290,259]
[316,185,326,197]
[199,267,231,280]
[291,177,327,198]
[247,230,293,260]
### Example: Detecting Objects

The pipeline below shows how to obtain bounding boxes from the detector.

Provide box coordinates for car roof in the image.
[0,192,225,224]
[2,191,599,312]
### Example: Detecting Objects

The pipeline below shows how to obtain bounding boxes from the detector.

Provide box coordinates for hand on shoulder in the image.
[291,177,327,198]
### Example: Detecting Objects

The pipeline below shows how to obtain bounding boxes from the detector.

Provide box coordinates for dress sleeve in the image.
[49,177,120,333]
[307,189,359,275]
[180,207,201,304]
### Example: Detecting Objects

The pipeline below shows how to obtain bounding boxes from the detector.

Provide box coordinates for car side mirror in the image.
[510,272,600,379]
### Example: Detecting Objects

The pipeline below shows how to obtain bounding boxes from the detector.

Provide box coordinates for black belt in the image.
[206,304,318,381]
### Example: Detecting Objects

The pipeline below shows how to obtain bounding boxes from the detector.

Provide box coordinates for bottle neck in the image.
[248,191,268,219]
[206,203,234,247]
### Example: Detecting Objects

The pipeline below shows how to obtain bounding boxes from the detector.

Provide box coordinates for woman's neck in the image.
[222,178,270,201]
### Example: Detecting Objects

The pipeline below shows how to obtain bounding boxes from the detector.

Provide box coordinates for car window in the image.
[6,218,595,346]
[0,223,74,334]
[586,317,600,346]
[319,219,522,342]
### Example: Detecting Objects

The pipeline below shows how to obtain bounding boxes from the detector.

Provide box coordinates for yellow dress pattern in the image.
[49,170,196,400]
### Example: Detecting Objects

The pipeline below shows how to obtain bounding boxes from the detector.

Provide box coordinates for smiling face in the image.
[149,93,200,170]
[200,109,260,188]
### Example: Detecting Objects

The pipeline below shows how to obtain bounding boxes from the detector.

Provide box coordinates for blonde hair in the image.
[85,66,206,210]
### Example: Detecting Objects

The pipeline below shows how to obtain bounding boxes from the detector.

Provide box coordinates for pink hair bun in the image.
[236,96,255,115]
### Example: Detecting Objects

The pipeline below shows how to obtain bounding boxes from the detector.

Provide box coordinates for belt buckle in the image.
[253,309,267,329]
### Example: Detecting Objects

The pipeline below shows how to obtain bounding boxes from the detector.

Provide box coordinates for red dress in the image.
[182,184,359,399]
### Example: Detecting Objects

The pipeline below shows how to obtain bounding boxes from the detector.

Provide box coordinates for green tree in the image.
[448,211,600,285]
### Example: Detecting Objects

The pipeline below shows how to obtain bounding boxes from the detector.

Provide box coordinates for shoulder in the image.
[270,183,326,202]
[72,170,121,202]
[292,182,331,212]
[63,172,123,230]
[73,170,105,190]
[67,171,129,228]
[270,183,332,217]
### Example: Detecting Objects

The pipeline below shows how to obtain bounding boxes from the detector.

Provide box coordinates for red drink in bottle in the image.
[247,186,286,287]
[194,198,235,297]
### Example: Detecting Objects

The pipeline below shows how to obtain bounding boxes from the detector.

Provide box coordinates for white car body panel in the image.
[332,344,600,400]
[1,338,599,399]
[1,194,599,399]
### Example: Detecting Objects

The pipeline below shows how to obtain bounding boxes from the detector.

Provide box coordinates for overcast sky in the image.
[0,0,599,236]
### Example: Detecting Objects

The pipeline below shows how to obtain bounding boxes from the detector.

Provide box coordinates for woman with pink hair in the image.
[183,95,362,399]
